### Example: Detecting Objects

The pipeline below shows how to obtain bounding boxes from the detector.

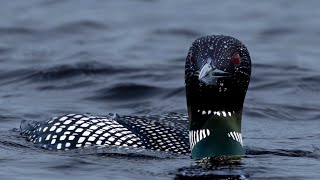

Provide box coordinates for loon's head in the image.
[185,35,251,159]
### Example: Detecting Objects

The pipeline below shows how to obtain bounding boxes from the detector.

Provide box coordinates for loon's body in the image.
[21,113,190,154]
[21,35,251,159]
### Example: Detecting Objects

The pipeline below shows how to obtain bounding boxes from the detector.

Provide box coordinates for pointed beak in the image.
[198,62,213,80]
[198,60,229,85]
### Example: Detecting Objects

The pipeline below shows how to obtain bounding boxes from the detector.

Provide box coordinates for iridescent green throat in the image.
[189,109,245,159]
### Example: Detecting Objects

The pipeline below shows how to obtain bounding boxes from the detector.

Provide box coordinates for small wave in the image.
[49,20,108,34]
[245,102,320,121]
[153,28,201,38]
[23,62,142,81]
[0,130,32,149]
[37,80,96,91]
[88,83,165,101]
[0,69,32,86]
[250,74,320,93]
[250,63,314,91]
[0,45,12,54]
[297,75,320,92]
[0,140,30,149]
[163,87,185,98]
[246,147,320,159]
[0,62,143,88]
[258,26,299,40]
[0,26,36,36]
[249,62,320,111]
[252,63,313,78]
[175,163,248,180]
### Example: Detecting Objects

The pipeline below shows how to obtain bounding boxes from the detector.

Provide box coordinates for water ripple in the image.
[88,83,166,101]
[8,63,142,83]
[247,147,320,159]
[153,28,201,38]
[0,26,36,36]
[245,103,320,121]
[50,20,108,34]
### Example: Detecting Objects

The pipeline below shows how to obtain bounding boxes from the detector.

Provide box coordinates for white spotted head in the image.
[185,35,251,112]
[185,35,251,159]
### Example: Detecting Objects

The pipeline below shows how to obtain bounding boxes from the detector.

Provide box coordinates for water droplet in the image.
[209,46,213,50]
[224,45,227,48]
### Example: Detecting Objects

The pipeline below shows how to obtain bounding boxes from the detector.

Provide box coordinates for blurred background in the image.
[0,0,319,179]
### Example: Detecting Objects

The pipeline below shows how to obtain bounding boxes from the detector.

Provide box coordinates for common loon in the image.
[20,35,251,159]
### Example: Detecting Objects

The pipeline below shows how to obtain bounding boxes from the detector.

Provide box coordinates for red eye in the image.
[233,54,240,65]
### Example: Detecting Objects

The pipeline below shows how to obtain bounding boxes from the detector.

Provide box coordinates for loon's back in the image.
[20,113,190,154]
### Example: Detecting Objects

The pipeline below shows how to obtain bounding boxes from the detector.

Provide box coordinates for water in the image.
[1,0,320,179]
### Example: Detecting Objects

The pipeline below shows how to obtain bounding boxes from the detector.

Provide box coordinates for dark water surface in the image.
[1,0,320,179]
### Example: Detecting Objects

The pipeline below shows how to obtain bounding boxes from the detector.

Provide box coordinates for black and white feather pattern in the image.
[20,113,190,154]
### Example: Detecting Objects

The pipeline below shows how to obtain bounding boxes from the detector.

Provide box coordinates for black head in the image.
[185,35,251,158]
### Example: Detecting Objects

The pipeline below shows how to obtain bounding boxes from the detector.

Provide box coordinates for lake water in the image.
[0,0,319,179]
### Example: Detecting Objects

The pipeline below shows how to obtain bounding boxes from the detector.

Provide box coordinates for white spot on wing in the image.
[59,116,68,121]
[68,135,75,141]
[51,139,56,144]
[60,135,66,141]
[65,142,71,147]
[75,128,83,133]
[67,126,76,131]
[45,134,51,141]
[49,126,56,132]
[88,137,95,141]
[81,123,89,127]
[82,131,90,136]
[56,128,62,133]
[108,137,115,142]
[78,137,86,143]
[57,143,62,149]
[63,120,72,125]
[90,126,98,130]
